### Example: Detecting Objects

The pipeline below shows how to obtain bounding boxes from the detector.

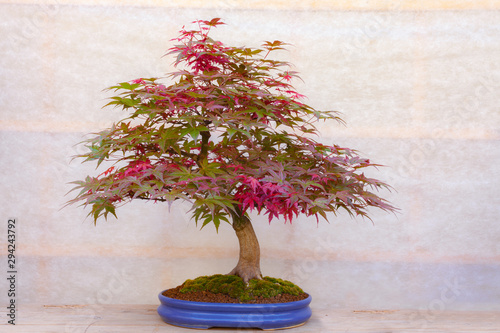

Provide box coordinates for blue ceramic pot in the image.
[157,291,312,330]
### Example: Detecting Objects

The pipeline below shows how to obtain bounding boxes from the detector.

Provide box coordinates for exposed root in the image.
[228,265,262,284]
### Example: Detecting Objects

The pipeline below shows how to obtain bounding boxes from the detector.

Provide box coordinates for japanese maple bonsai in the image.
[68,18,396,288]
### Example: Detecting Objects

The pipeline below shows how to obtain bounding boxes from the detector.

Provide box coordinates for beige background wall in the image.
[1,0,499,316]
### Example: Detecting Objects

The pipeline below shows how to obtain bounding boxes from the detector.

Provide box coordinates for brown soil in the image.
[163,285,309,304]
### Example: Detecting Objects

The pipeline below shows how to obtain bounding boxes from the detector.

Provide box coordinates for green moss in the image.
[179,274,305,302]
[181,274,246,299]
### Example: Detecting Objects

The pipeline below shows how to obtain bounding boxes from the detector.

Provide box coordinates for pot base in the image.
[164,321,307,331]
[157,291,312,330]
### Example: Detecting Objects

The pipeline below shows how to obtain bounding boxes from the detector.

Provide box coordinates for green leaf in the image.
[190,128,200,142]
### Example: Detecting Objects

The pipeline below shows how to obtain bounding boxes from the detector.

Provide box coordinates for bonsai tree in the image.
[67,18,396,283]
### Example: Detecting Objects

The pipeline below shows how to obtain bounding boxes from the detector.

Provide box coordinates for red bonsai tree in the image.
[68,18,396,282]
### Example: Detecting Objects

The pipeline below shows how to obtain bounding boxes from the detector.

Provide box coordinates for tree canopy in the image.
[67,18,396,229]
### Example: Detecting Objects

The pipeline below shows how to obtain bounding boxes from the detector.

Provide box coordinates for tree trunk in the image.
[228,211,262,283]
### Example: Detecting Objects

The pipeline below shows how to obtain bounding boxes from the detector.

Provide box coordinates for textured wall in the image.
[1,0,499,314]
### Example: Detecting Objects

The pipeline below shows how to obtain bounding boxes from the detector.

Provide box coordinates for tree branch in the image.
[197,130,211,165]
[165,147,198,160]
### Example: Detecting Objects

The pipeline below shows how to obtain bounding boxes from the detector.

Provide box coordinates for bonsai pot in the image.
[157,291,312,330]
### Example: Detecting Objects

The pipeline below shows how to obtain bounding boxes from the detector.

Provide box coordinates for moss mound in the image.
[179,274,305,302]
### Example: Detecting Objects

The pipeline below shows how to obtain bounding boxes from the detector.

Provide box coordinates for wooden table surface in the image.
[1,304,498,332]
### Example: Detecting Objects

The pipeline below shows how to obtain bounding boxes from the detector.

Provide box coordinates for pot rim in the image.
[158,290,311,312]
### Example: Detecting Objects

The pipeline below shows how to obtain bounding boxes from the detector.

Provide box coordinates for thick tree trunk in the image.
[228,211,262,283]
